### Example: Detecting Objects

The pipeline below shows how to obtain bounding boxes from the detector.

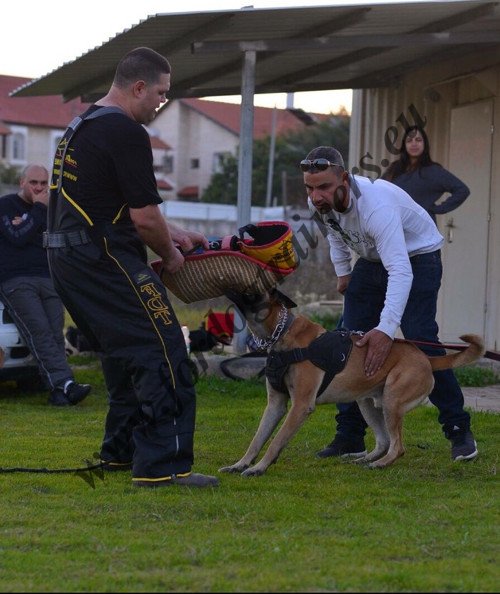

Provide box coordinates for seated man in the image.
[0,164,91,406]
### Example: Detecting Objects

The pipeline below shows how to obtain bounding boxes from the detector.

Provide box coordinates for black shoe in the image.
[133,472,220,488]
[100,460,133,472]
[48,389,71,407]
[64,381,91,405]
[449,428,478,461]
[316,436,367,459]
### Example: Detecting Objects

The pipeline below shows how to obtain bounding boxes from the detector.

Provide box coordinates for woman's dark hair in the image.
[384,125,438,181]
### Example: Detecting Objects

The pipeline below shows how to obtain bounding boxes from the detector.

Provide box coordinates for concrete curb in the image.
[461,385,500,413]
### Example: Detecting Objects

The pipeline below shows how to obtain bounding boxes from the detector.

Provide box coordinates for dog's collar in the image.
[250,305,294,352]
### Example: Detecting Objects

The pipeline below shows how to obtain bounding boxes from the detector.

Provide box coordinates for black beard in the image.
[333,194,347,213]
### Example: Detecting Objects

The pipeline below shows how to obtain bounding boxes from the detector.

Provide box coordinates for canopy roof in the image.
[10,1,500,102]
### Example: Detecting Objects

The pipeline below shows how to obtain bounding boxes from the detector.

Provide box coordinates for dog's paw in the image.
[367,462,387,469]
[241,466,265,477]
[219,464,247,474]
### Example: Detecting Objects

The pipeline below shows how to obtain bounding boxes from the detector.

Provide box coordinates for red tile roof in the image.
[156,179,173,190]
[174,98,327,139]
[1,75,327,141]
[177,185,199,198]
[150,136,171,150]
[0,74,90,129]
[0,120,11,135]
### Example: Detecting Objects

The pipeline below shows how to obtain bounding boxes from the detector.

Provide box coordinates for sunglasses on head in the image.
[299,158,344,172]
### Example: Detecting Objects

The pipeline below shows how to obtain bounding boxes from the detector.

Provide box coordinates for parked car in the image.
[0,299,44,390]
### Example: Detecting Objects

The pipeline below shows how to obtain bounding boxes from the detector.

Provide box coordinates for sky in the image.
[0,0,406,114]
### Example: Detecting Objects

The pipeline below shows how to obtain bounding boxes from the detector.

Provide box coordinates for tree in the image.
[278,110,350,175]
[201,153,239,204]
[201,111,350,206]
[0,162,20,185]
[273,112,350,207]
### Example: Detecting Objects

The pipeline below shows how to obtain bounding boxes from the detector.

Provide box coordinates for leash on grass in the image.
[0,460,109,488]
[0,460,105,474]
[393,337,500,362]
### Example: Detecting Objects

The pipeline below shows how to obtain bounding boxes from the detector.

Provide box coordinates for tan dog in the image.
[220,289,485,476]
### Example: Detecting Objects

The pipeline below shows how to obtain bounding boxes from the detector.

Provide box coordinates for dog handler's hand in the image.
[336,274,351,295]
[167,222,210,252]
[355,329,393,377]
[162,243,185,274]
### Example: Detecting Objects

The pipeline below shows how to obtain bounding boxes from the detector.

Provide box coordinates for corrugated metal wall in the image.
[349,56,500,350]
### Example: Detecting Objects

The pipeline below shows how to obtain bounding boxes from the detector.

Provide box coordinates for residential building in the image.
[0,75,90,174]
[145,98,325,201]
[1,75,323,201]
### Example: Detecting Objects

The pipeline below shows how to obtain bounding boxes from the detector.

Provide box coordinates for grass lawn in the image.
[0,359,498,592]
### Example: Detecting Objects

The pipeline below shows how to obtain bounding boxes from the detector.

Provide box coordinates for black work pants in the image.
[48,235,196,479]
[0,275,72,391]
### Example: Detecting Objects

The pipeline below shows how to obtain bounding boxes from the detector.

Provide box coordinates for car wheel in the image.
[17,373,45,392]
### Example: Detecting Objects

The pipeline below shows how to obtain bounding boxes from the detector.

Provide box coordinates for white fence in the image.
[158,200,286,237]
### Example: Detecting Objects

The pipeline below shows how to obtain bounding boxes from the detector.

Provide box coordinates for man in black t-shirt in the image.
[46,47,219,489]
[0,164,91,405]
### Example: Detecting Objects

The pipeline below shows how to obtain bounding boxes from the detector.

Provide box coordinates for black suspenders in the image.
[45,107,126,247]
[54,106,125,193]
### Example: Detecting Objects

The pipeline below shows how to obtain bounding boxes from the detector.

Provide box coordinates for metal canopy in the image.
[10,0,500,354]
[10,1,500,102]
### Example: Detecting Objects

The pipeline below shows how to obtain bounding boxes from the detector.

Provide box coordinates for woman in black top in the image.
[383,125,470,224]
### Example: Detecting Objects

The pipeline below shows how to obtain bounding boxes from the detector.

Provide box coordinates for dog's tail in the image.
[428,334,485,371]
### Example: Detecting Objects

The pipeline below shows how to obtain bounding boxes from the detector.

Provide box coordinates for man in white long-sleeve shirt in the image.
[302,145,478,462]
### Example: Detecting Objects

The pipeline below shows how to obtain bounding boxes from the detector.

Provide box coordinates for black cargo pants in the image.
[47,228,196,479]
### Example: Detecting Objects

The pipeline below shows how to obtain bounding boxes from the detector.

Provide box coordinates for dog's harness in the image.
[265,329,354,396]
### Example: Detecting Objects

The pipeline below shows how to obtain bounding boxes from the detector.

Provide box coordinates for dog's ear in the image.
[270,288,297,309]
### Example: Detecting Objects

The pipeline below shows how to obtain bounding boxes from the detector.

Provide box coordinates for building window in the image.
[12,132,26,161]
[163,154,174,174]
[52,135,62,156]
[190,158,200,169]
[7,126,28,165]
[212,152,230,173]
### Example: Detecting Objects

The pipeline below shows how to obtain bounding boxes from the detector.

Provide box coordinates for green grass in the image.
[454,365,500,387]
[309,310,343,330]
[0,361,498,592]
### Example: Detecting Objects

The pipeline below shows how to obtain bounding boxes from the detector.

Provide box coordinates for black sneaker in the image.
[316,436,367,459]
[64,381,91,405]
[450,429,478,461]
[48,389,71,407]
[133,472,220,488]
[100,460,133,472]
